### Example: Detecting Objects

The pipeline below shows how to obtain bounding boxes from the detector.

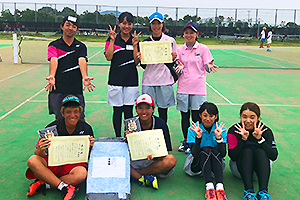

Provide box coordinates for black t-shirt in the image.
[46,118,94,137]
[105,33,138,86]
[141,115,172,151]
[48,37,88,94]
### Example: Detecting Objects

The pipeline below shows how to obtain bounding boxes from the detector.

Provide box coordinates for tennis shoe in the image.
[178,139,188,152]
[267,49,272,52]
[61,185,79,200]
[216,189,228,200]
[205,188,217,200]
[138,175,158,190]
[256,190,272,200]
[244,189,257,200]
[26,179,46,197]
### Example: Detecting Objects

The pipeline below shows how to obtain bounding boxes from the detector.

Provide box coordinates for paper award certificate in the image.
[139,40,172,64]
[48,135,90,166]
[126,129,168,161]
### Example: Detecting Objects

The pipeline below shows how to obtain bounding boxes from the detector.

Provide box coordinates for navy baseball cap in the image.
[61,95,80,106]
[62,16,78,26]
[183,22,198,32]
[149,12,165,23]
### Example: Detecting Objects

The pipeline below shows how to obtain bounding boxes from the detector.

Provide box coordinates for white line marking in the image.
[89,48,105,60]
[206,82,234,105]
[0,65,41,83]
[0,88,45,121]
[221,49,287,68]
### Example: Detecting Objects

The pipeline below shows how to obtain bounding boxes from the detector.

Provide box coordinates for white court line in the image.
[221,49,287,69]
[0,88,45,121]
[206,82,234,105]
[0,65,41,83]
[89,48,105,60]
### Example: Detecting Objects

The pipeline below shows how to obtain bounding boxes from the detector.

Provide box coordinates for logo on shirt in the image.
[79,131,84,134]
[195,53,200,56]
[76,44,80,47]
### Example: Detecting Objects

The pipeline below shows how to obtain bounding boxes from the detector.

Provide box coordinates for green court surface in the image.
[0,44,12,48]
[0,45,300,200]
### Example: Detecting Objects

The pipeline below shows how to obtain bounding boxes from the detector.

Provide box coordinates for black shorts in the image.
[48,93,85,119]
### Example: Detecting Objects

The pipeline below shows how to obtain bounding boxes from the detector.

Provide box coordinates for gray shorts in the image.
[48,93,85,119]
[107,85,139,107]
[142,85,175,108]
[176,93,206,112]
[131,158,175,178]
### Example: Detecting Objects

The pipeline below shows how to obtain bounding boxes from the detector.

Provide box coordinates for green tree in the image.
[19,8,35,22]
[59,7,76,17]
[1,9,14,21]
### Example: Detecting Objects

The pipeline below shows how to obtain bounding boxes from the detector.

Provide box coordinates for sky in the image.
[9,0,300,9]
[3,0,300,24]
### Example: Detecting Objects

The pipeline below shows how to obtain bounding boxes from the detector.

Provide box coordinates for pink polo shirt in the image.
[177,42,214,95]
[142,33,177,86]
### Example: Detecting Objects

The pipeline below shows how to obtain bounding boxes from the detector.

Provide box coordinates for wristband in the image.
[216,138,223,143]
[258,137,265,144]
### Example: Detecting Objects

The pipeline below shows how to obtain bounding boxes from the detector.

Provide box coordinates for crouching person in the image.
[125,94,177,190]
[25,95,95,200]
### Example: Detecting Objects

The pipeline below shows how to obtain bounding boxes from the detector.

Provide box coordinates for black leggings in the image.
[158,107,168,123]
[113,105,133,137]
[191,147,223,183]
[180,110,200,139]
[237,147,270,191]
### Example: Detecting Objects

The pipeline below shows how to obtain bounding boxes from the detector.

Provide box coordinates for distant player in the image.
[266,28,273,52]
[259,27,266,48]
[45,16,95,121]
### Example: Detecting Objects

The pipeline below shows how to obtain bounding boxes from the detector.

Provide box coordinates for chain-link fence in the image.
[1,2,299,36]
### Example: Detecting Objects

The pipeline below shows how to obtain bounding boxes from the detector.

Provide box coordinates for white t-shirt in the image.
[261,30,265,39]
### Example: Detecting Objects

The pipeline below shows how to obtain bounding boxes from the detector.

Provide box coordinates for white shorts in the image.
[176,93,206,112]
[107,85,139,107]
[142,85,175,108]
[267,38,272,44]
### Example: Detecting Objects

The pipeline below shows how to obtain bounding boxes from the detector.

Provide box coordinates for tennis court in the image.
[0,40,300,200]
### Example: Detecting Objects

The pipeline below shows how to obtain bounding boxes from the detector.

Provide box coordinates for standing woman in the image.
[104,12,141,137]
[138,12,178,123]
[227,102,278,200]
[176,22,218,152]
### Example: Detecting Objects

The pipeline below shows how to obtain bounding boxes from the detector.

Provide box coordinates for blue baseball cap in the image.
[61,95,80,106]
[149,12,164,23]
[183,22,198,32]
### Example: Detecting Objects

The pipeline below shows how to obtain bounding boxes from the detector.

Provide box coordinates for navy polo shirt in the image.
[46,118,94,137]
[48,37,88,94]
[105,33,138,86]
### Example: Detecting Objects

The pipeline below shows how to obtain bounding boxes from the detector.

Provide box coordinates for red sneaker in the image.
[61,185,79,200]
[216,189,228,200]
[26,179,46,196]
[205,188,217,200]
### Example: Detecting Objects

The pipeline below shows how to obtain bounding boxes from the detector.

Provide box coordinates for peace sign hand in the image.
[108,25,117,41]
[132,30,141,47]
[234,122,249,141]
[214,122,226,140]
[190,121,203,138]
[253,120,267,140]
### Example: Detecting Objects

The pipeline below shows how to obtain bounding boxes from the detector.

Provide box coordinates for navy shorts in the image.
[48,93,85,119]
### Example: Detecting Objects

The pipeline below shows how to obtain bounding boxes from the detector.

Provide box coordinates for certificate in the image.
[139,40,172,64]
[126,129,168,161]
[48,135,90,166]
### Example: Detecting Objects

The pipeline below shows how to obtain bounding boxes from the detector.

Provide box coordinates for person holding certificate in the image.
[25,95,95,200]
[137,12,178,124]
[125,94,177,190]
[176,22,219,153]
[104,12,141,137]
